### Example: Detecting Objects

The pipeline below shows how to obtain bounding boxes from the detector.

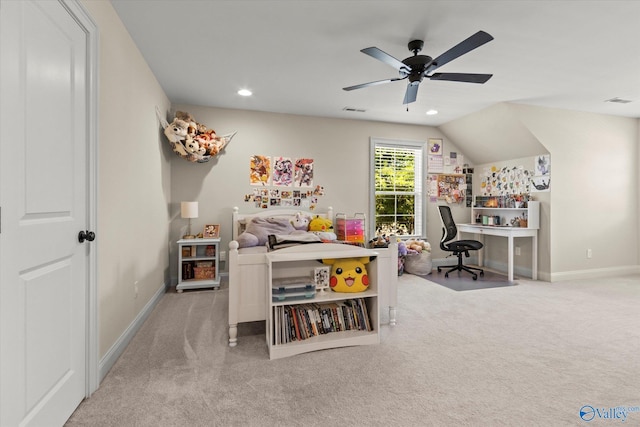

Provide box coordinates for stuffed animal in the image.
[397,241,408,256]
[322,257,370,293]
[236,213,310,248]
[236,216,296,248]
[308,216,336,241]
[290,212,310,231]
[403,238,431,254]
[322,257,369,292]
[161,110,236,163]
[164,118,188,143]
[370,236,389,248]
[175,111,198,137]
[309,216,332,232]
[184,135,206,156]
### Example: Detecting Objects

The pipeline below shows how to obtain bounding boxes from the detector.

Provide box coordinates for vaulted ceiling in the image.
[111,0,640,130]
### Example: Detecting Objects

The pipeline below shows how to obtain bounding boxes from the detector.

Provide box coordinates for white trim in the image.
[99,283,168,382]
[550,265,640,282]
[60,0,100,397]
[369,137,427,238]
[433,258,640,282]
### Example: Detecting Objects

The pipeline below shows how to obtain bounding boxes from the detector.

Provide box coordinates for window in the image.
[370,139,424,237]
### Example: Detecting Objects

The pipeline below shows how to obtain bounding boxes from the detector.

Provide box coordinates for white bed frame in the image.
[228,206,398,346]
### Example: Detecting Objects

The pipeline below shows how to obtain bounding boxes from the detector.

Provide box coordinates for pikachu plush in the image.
[322,257,370,293]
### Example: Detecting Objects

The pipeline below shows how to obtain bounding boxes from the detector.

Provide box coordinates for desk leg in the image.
[507,236,514,282]
[532,235,538,280]
[477,234,485,267]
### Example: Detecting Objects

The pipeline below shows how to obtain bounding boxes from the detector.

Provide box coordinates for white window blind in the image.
[372,141,423,237]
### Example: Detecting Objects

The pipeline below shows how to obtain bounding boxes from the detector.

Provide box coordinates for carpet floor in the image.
[67,273,640,426]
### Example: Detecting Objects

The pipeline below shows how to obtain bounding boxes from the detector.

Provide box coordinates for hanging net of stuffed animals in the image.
[157,107,236,163]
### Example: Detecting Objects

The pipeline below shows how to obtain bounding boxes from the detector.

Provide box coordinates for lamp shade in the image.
[180,201,198,219]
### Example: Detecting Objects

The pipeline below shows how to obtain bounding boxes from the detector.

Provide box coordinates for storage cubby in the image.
[266,244,380,360]
[471,196,540,229]
[177,238,220,292]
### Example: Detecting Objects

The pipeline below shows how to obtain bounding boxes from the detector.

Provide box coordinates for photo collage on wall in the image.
[479,155,550,196]
[245,155,325,209]
[426,138,471,205]
[480,165,532,196]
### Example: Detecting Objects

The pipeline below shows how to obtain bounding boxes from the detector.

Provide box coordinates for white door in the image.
[0,1,94,425]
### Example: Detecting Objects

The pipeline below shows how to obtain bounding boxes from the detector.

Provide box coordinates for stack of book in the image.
[272,299,372,345]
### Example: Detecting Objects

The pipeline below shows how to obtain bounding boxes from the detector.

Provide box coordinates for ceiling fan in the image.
[343,31,494,105]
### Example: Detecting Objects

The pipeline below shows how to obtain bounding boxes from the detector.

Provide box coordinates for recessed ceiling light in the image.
[426,109,438,115]
[237,89,252,97]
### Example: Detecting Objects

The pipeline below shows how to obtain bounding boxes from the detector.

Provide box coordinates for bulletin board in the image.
[437,174,466,203]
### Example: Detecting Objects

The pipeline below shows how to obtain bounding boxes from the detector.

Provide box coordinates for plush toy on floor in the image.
[322,256,370,293]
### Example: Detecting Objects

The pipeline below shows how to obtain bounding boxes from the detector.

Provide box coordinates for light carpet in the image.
[67,274,640,426]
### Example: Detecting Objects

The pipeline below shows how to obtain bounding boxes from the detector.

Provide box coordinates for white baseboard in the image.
[550,265,640,282]
[434,256,640,282]
[98,282,168,383]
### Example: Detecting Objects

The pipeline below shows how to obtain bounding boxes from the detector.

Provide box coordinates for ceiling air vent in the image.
[343,107,367,113]
[605,97,633,104]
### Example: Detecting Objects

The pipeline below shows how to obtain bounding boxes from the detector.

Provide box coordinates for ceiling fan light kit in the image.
[343,31,494,105]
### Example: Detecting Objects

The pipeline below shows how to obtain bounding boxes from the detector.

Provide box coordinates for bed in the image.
[228,206,398,346]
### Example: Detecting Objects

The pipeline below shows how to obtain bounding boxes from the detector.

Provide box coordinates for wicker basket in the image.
[193,267,215,280]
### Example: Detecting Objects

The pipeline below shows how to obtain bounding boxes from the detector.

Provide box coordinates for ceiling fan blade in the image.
[361,47,410,72]
[427,31,494,73]
[343,76,407,91]
[428,73,493,84]
[403,83,419,105]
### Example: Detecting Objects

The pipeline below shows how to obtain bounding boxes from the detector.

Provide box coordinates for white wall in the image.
[168,104,466,281]
[81,0,172,359]
[439,103,547,164]
[512,105,639,280]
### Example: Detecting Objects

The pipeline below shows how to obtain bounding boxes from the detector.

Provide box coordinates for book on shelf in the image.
[272,299,373,344]
[182,262,194,280]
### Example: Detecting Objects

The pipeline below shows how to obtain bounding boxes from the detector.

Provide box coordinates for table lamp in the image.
[181,201,198,239]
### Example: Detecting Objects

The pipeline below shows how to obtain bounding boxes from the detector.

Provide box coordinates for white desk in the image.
[457,224,538,282]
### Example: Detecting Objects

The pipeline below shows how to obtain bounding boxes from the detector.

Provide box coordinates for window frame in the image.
[369,137,426,239]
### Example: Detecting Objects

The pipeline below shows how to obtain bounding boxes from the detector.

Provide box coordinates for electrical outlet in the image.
[220,250,226,261]
[515,246,521,256]
[134,281,139,298]
[587,249,592,259]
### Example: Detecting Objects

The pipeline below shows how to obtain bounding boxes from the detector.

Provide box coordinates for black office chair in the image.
[437,205,485,280]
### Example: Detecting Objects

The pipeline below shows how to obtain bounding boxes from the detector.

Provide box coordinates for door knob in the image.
[78,230,96,243]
